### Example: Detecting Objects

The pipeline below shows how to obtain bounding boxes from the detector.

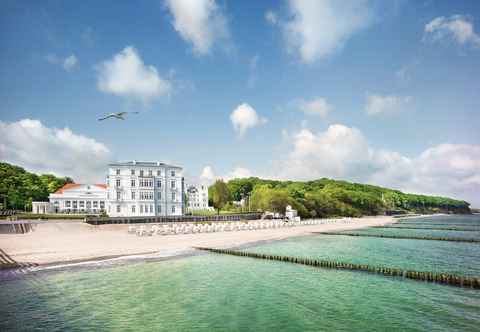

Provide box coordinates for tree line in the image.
[208,177,471,217]
[0,162,73,210]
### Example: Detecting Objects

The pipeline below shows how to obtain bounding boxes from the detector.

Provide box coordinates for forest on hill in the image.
[210,177,471,218]
[0,162,73,210]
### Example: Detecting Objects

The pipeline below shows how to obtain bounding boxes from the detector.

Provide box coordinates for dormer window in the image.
[131,169,135,175]
[171,170,175,177]
[116,169,120,175]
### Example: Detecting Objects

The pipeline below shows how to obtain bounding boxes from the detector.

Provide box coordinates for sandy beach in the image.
[0,216,395,268]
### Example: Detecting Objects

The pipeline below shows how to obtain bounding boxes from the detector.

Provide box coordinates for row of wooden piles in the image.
[194,247,480,289]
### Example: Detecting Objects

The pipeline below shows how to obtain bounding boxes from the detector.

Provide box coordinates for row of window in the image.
[189,203,208,207]
[113,179,176,189]
[65,201,105,208]
[115,169,177,177]
[114,204,177,214]
[113,191,177,201]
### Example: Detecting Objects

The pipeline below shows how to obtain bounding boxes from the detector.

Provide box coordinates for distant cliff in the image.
[219,177,470,218]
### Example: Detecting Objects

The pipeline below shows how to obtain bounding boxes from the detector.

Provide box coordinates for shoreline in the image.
[0,216,397,275]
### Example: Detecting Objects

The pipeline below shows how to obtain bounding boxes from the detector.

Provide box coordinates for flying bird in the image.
[98,112,139,121]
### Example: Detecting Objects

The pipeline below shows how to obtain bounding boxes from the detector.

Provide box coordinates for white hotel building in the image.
[47,184,107,214]
[186,184,212,211]
[106,161,184,217]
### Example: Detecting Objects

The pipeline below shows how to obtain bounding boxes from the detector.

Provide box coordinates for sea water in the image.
[1,215,479,331]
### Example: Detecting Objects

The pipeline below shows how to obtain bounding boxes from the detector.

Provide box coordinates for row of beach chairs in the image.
[128,218,356,236]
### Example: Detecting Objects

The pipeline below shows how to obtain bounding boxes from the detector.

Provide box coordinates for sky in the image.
[0,0,479,206]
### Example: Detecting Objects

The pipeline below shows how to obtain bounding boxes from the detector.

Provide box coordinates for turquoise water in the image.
[1,215,479,331]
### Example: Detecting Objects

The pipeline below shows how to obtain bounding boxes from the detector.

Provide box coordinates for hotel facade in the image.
[186,184,212,211]
[48,183,107,214]
[106,161,185,217]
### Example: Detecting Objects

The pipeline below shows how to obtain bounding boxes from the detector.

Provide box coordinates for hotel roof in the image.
[108,161,182,169]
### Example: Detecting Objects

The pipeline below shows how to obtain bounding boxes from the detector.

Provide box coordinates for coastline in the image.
[0,216,397,275]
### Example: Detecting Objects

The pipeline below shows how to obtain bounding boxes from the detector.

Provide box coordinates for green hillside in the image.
[219,177,470,218]
[0,162,73,210]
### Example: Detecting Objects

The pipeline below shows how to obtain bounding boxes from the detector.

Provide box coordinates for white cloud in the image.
[0,119,111,183]
[283,0,373,63]
[63,55,78,71]
[96,46,172,103]
[265,10,278,25]
[200,166,216,184]
[165,0,229,55]
[225,167,253,180]
[230,103,267,137]
[424,15,480,47]
[365,93,412,116]
[46,53,78,71]
[274,124,480,206]
[198,165,253,184]
[299,97,332,117]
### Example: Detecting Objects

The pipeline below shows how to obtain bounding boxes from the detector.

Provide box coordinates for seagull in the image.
[98,112,139,121]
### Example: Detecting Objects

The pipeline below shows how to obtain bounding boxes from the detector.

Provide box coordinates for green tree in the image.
[209,180,231,214]
[0,162,75,210]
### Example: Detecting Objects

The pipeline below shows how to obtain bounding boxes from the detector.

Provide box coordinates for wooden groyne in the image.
[312,232,480,243]
[373,226,480,232]
[194,247,480,289]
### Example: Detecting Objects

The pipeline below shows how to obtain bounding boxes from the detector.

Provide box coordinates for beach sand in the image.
[0,216,395,269]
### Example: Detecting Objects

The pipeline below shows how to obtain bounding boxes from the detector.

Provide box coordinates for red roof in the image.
[54,183,82,194]
[95,184,107,189]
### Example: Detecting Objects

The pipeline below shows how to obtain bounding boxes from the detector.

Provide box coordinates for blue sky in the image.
[1,0,479,206]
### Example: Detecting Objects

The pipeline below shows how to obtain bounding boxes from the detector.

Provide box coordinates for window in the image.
[116,191,121,200]
[132,205,136,213]
[79,201,85,208]
[148,170,152,176]
[116,205,121,213]
[140,170,144,177]
[116,169,120,175]
[100,201,105,208]
[157,205,161,213]
[171,180,176,189]
[150,205,153,213]
[140,204,144,213]
[131,191,136,200]
[116,179,121,187]
[131,169,135,175]
[157,192,161,200]
[131,179,136,187]
[171,170,175,177]
[171,192,176,201]
[65,201,71,207]
[157,170,161,176]
[86,201,91,208]
[171,205,176,213]
[157,180,161,188]
[93,201,98,208]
